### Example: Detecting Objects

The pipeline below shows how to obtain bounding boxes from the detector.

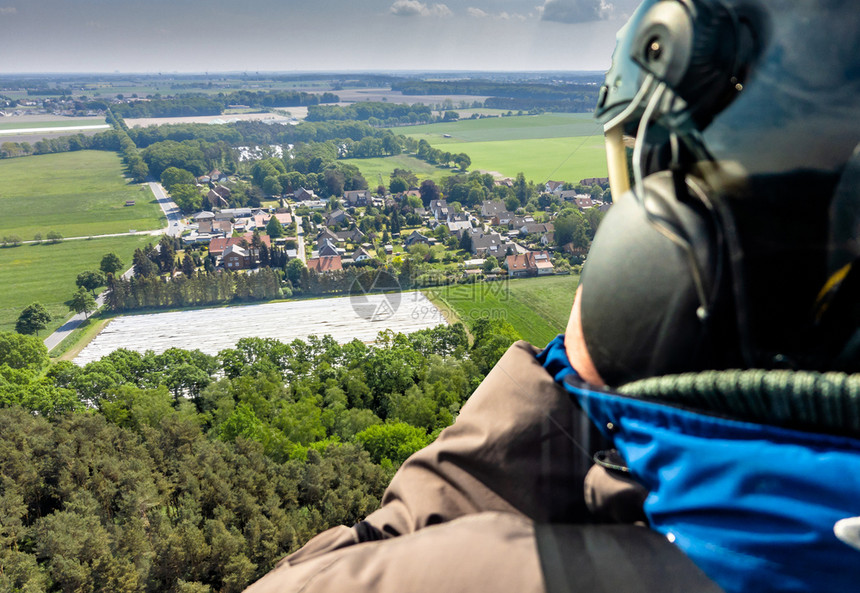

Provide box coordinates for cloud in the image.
[467,7,488,18]
[540,0,615,23]
[0,6,17,14]
[389,1,452,17]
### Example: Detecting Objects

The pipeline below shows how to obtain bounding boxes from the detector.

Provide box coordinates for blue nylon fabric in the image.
[537,335,860,593]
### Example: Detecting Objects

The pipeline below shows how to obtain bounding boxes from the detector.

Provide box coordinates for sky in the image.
[0,0,642,74]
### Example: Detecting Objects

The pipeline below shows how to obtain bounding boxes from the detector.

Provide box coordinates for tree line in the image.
[110,90,339,119]
[0,316,522,592]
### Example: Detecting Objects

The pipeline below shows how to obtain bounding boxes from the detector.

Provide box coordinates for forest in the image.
[0,318,522,592]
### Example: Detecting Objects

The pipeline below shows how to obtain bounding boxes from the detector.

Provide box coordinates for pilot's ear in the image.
[564,285,605,387]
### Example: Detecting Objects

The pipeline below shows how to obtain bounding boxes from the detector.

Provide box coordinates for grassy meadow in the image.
[424,274,579,347]
[0,151,164,239]
[376,112,608,184]
[340,154,450,186]
[0,235,158,334]
[395,113,603,144]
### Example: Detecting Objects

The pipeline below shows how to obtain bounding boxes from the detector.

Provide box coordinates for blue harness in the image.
[538,335,860,593]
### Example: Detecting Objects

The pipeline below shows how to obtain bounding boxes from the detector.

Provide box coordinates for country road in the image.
[43,182,185,351]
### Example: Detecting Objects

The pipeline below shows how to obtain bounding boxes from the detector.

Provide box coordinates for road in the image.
[43,182,184,352]
[43,266,135,352]
[295,215,307,263]
[148,181,186,237]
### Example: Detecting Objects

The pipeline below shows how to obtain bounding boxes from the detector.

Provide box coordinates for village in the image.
[177,169,610,286]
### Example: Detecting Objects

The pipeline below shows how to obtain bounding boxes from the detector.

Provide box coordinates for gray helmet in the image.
[579,0,860,384]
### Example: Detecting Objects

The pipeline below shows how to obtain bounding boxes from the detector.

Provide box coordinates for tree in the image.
[100,252,124,276]
[69,287,98,318]
[76,270,106,296]
[157,236,176,274]
[455,153,471,171]
[483,256,499,274]
[46,230,63,243]
[266,215,284,239]
[459,232,473,253]
[418,179,440,207]
[182,252,196,276]
[0,331,49,371]
[555,210,590,249]
[160,166,196,191]
[389,177,409,194]
[286,258,305,288]
[15,303,51,335]
[170,184,203,213]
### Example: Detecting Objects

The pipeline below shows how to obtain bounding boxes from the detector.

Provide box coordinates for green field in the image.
[0,235,158,334]
[392,113,602,143]
[0,151,164,239]
[462,135,607,184]
[341,154,451,186]
[0,118,106,131]
[425,274,579,346]
[383,113,607,184]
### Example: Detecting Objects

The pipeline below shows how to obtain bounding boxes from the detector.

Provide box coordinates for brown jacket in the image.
[245,341,663,593]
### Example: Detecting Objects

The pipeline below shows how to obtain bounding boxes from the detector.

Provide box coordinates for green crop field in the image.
[384,113,607,183]
[425,274,579,347]
[0,235,158,334]
[341,154,451,186]
[463,135,607,184]
[392,113,603,143]
[0,151,164,239]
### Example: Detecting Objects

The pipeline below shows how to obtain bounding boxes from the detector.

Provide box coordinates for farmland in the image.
[340,154,449,185]
[374,113,608,183]
[0,150,164,239]
[425,274,579,347]
[74,291,446,364]
[394,113,602,143]
[0,234,159,334]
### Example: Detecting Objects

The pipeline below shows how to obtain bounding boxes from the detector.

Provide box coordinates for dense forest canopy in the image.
[0,318,522,592]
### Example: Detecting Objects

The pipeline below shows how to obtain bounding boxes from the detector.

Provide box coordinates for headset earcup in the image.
[579,173,727,385]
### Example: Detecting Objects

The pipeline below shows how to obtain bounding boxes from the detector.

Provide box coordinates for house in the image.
[447,220,472,235]
[208,234,271,258]
[510,215,535,229]
[326,209,351,227]
[222,244,250,270]
[207,189,228,209]
[540,232,555,247]
[506,250,554,277]
[384,244,394,255]
[352,247,372,262]
[336,228,366,243]
[316,227,340,245]
[429,199,448,220]
[468,229,512,257]
[574,196,595,211]
[491,212,515,226]
[579,177,609,186]
[545,180,565,195]
[343,190,370,207]
[521,222,554,236]
[318,239,340,257]
[481,200,507,219]
[294,187,317,201]
[559,190,590,203]
[306,256,343,273]
[404,230,432,247]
